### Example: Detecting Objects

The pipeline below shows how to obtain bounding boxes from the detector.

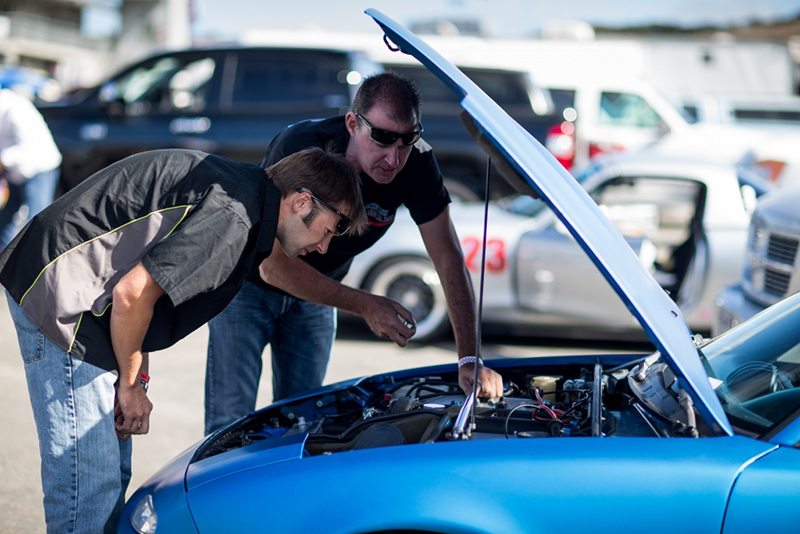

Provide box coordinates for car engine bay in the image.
[193,355,709,463]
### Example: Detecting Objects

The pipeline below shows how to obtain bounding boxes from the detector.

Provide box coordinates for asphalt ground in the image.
[0,295,648,533]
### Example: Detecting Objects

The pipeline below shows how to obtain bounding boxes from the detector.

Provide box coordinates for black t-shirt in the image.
[0,149,280,371]
[254,115,450,287]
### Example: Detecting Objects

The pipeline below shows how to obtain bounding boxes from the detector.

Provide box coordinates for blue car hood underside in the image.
[366,8,732,436]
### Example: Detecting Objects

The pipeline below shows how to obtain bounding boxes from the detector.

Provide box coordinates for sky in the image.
[187,0,800,41]
[84,0,800,41]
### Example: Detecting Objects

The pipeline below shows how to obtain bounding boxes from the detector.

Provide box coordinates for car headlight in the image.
[130,494,157,533]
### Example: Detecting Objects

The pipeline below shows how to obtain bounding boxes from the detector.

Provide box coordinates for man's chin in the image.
[279,243,302,258]
[370,169,398,184]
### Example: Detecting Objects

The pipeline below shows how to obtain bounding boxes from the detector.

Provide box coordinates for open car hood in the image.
[366,9,732,436]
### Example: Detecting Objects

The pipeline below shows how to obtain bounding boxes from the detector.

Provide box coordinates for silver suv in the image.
[715,186,800,335]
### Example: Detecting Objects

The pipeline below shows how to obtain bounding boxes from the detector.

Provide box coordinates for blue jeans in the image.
[6,292,131,534]
[0,168,59,249]
[204,281,336,434]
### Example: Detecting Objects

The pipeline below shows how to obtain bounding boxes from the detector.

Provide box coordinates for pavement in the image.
[0,294,640,533]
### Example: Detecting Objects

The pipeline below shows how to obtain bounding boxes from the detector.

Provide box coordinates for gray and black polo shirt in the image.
[0,149,280,372]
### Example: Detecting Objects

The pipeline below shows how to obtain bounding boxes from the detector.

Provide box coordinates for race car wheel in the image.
[365,256,451,343]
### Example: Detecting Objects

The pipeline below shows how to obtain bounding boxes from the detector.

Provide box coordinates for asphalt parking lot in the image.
[0,295,645,533]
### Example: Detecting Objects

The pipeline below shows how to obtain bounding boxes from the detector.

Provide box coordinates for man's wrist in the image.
[458,356,483,368]
[140,372,150,392]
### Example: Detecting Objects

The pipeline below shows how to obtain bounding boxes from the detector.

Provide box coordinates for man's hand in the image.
[362,294,417,347]
[458,364,504,398]
[114,382,153,440]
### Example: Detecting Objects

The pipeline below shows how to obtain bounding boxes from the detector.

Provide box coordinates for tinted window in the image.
[232,58,323,104]
[548,88,576,109]
[733,108,800,122]
[227,51,350,109]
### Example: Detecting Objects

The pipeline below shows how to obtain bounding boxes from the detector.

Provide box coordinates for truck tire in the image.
[364,256,451,343]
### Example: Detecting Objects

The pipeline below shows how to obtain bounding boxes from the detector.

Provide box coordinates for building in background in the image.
[0,0,190,97]
[0,0,105,97]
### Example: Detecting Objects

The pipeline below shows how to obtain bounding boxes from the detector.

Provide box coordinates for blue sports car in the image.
[119,10,800,534]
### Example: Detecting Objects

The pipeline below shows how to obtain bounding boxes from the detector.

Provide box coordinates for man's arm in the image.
[417,207,504,398]
[110,262,165,438]
[259,240,416,346]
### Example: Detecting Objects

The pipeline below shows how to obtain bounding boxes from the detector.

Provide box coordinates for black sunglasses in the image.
[296,189,352,236]
[355,112,424,146]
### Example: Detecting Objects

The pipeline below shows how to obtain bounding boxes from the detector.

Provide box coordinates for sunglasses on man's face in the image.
[296,189,352,236]
[355,112,424,146]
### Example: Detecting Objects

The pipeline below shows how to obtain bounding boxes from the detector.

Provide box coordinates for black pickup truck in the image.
[38,45,564,199]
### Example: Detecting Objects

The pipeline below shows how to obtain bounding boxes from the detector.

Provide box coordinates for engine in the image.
[194,356,694,462]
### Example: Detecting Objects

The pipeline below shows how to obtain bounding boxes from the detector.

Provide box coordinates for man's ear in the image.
[293,191,311,214]
[345,111,358,137]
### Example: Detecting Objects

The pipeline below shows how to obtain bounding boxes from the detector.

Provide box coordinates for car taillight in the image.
[545,121,576,170]
[588,142,627,159]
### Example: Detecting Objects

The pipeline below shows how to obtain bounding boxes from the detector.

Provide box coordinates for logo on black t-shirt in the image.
[365,202,393,227]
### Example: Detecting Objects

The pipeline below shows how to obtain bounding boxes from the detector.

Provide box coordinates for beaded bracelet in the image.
[458,356,483,368]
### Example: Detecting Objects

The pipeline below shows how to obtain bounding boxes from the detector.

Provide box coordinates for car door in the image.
[92,50,224,164]
[514,174,707,331]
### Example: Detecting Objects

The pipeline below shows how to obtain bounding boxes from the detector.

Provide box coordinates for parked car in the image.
[342,151,769,341]
[715,186,800,336]
[36,43,562,199]
[680,94,800,131]
[37,45,382,192]
[545,79,800,187]
[118,11,800,534]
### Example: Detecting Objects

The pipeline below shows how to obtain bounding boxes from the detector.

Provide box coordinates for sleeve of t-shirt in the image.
[260,130,291,169]
[140,195,253,307]
[260,121,316,169]
[404,144,451,226]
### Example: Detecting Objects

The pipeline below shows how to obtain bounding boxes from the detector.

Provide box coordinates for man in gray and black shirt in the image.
[0,147,365,534]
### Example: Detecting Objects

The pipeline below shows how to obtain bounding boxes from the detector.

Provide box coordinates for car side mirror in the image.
[98,82,125,117]
[99,82,119,104]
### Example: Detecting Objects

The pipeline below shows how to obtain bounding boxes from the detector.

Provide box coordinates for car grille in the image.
[767,234,799,265]
[744,222,799,305]
[764,267,792,297]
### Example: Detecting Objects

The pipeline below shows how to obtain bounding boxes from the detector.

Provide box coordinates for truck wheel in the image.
[364,257,451,343]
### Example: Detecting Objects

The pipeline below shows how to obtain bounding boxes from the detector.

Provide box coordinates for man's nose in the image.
[384,142,402,167]
[316,235,332,254]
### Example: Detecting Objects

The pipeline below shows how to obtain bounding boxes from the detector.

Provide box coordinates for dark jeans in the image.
[204,281,336,434]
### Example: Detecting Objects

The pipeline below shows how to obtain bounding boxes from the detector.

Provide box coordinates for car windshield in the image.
[700,292,800,437]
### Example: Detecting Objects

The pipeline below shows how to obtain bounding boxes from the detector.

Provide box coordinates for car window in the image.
[701,294,800,438]
[548,88,576,109]
[231,58,325,104]
[733,108,800,122]
[599,92,665,129]
[110,56,216,115]
[225,51,351,110]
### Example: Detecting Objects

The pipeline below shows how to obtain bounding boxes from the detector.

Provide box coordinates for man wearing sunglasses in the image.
[204,72,503,435]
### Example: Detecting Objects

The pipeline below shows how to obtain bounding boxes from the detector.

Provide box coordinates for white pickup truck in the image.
[541,77,800,187]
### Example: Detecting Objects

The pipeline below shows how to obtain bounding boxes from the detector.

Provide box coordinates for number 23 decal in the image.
[462,237,506,273]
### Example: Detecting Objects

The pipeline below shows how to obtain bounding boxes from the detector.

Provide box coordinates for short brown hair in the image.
[352,72,422,125]
[266,147,367,236]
